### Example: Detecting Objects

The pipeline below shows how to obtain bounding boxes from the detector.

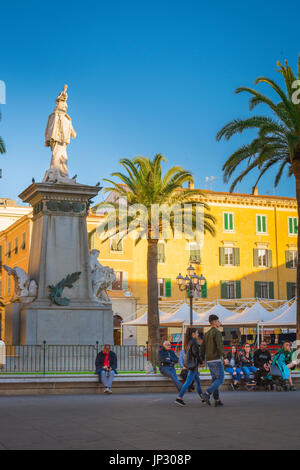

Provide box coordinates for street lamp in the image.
[176,267,206,326]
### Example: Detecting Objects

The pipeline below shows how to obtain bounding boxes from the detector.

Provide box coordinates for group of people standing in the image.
[159,315,297,405]
[159,314,225,407]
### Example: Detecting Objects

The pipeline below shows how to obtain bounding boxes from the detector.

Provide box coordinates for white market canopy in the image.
[222,301,276,326]
[160,303,198,326]
[193,303,233,326]
[123,310,167,326]
[264,301,296,327]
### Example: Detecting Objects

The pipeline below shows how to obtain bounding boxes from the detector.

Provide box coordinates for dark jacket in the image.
[254,348,271,369]
[95,350,118,373]
[200,327,224,362]
[225,351,241,368]
[240,352,255,367]
[185,338,203,370]
[159,348,179,368]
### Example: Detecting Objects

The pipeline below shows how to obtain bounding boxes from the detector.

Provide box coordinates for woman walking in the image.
[175,328,204,407]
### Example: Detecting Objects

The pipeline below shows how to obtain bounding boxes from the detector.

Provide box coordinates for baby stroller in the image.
[270,364,289,391]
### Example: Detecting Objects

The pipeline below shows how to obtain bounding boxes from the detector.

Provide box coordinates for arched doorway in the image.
[113,314,123,345]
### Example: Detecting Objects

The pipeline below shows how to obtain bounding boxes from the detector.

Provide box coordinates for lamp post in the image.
[176,266,206,326]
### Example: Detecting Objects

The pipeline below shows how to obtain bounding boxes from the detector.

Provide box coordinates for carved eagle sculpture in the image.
[48,272,81,306]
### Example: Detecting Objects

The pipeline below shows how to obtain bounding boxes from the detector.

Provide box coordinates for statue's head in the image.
[90,249,100,258]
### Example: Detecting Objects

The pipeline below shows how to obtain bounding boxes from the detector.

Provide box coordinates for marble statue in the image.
[44,85,77,183]
[3,265,37,301]
[89,249,116,302]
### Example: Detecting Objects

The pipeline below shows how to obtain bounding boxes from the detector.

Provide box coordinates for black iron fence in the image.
[0,343,147,374]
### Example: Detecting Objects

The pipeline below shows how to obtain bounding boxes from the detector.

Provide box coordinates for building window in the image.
[223,212,234,232]
[21,232,26,250]
[7,242,11,259]
[219,247,240,266]
[254,281,274,299]
[256,215,267,234]
[287,282,296,300]
[158,278,171,297]
[258,249,267,267]
[14,237,18,255]
[189,242,201,264]
[7,276,11,295]
[158,242,166,263]
[112,271,128,290]
[286,250,297,269]
[221,280,241,299]
[253,248,272,267]
[288,217,298,235]
[110,236,123,253]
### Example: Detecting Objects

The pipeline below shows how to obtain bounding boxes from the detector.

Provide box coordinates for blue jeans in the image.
[225,367,243,382]
[207,361,225,400]
[160,365,182,392]
[242,366,257,383]
[179,369,203,398]
[100,370,115,389]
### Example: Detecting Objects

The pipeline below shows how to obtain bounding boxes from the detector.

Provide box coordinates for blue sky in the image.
[1,0,299,204]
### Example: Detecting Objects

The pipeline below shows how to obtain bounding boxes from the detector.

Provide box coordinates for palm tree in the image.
[216,57,300,341]
[94,154,215,367]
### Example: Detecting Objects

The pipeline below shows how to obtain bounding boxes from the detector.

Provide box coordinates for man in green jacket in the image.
[200,314,225,407]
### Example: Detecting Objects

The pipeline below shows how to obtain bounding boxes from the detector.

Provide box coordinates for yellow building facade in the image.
[0,189,297,343]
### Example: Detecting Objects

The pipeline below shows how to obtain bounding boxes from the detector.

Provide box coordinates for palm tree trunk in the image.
[292,159,300,342]
[147,239,160,371]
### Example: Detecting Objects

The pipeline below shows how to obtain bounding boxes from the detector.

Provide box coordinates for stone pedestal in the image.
[17,182,113,345]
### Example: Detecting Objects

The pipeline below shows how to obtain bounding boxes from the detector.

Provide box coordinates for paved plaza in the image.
[0,391,299,450]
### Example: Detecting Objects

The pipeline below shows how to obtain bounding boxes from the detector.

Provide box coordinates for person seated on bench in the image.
[254,341,273,389]
[159,341,182,392]
[95,344,118,394]
[240,343,257,389]
[224,345,244,390]
[272,341,297,391]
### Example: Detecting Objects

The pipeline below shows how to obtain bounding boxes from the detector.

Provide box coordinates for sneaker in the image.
[200,394,206,403]
[202,392,211,406]
[215,400,224,407]
[108,388,112,394]
[104,388,110,394]
[175,398,186,407]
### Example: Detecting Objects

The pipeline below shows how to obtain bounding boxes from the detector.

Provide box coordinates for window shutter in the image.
[122,272,128,290]
[219,247,225,266]
[221,281,227,299]
[267,250,272,268]
[235,280,241,299]
[285,250,292,268]
[294,218,298,234]
[224,213,228,230]
[268,282,274,299]
[262,216,266,233]
[288,217,293,234]
[201,280,207,298]
[234,248,240,266]
[165,278,172,297]
[257,216,261,232]
[253,249,259,267]
[229,213,233,230]
[287,282,293,300]
[254,281,260,298]
[158,243,165,263]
